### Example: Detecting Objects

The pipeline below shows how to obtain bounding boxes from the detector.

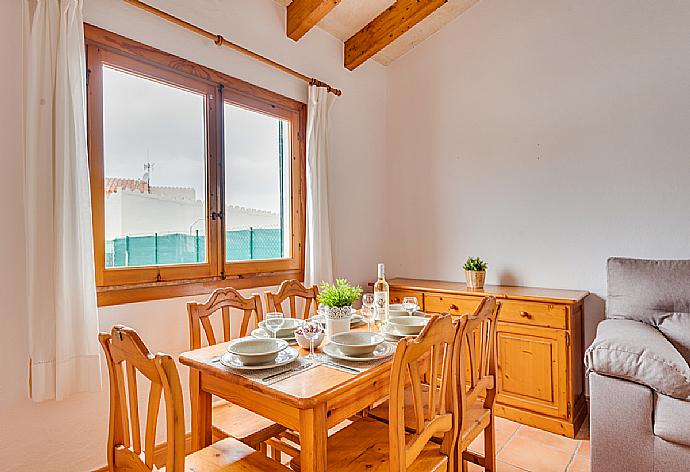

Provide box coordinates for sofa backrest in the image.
[607,257,690,326]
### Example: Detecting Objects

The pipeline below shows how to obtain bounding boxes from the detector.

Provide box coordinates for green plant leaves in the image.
[317,279,363,308]
[463,256,488,271]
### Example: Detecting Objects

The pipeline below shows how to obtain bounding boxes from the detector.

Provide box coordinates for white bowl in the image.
[388,316,429,335]
[295,328,325,350]
[258,318,301,338]
[330,331,385,357]
[389,303,420,317]
[226,338,288,365]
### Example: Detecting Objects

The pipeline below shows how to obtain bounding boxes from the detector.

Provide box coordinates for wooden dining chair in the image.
[264,279,319,319]
[302,313,457,471]
[98,325,291,472]
[187,287,294,458]
[454,296,500,472]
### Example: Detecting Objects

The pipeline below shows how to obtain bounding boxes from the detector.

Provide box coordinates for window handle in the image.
[211,211,224,220]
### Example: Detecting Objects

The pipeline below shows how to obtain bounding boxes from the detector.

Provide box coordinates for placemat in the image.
[314,341,397,373]
[211,341,396,383]
[213,356,319,385]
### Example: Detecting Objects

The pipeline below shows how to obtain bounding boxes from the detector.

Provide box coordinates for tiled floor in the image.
[465,417,590,472]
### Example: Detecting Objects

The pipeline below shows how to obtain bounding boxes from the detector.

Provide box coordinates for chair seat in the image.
[320,416,448,472]
[183,437,292,471]
[368,384,491,446]
[212,401,287,447]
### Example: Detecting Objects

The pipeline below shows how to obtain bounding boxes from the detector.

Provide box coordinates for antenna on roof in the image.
[143,150,154,193]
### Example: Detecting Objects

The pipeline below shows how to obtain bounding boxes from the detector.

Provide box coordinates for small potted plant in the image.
[463,257,488,289]
[318,279,363,337]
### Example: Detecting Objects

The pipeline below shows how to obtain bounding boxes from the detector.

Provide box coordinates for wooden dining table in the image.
[178,325,396,472]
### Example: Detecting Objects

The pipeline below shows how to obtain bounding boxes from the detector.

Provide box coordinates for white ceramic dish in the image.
[250,328,296,343]
[226,337,288,365]
[322,342,395,362]
[295,327,325,350]
[387,316,429,335]
[329,331,385,357]
[312,313,365,327]
[258,318,301,338]
[220,347,298,370]
[389,303,422,317]
[380,323,412,339]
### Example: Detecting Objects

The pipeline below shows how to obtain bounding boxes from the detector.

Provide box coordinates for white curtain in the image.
[304,85,336,287]
[24,0,101,402]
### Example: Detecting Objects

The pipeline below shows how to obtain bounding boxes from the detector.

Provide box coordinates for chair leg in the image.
[483,413,496,472]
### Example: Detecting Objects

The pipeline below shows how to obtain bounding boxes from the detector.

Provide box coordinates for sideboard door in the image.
[495,322,569,419]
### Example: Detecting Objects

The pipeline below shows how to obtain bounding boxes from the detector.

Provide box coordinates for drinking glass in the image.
[301,320,321,359]
[264,312,284,339]
[402,296,418,316]
[361,293,375,332]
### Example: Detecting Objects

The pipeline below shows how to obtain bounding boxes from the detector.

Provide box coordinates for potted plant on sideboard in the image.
[318,279,363,337]
[463,257,488,289]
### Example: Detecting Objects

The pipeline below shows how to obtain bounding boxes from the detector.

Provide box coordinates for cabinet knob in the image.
[449,304,459,311]
[520,311,532,319]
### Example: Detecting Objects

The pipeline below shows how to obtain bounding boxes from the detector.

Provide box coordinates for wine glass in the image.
[264,312,284,339]
[301,320,321,359]
[402,296,418,316]
[361,293,375,332]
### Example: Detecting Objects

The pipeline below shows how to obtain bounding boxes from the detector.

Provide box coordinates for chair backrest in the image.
[187,287,264,349]
[264,279,319,319]
[455,297,500,415]
[99,325,186,472]
[388,313,457,471]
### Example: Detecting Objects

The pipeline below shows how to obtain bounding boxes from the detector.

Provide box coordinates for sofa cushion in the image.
[585,319,690,400]
[607,258,690,325]
[658,313,690,363]
[654,393,690,447]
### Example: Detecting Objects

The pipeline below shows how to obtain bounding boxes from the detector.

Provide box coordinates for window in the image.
[224,103,291,263]
[86,25,306,305]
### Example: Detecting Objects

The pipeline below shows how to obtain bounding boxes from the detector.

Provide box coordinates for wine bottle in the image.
[374,263,389,324]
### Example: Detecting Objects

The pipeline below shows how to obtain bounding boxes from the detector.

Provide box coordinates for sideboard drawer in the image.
[500,300,567,329]
[389,289,424,309]
[425,294,481,316]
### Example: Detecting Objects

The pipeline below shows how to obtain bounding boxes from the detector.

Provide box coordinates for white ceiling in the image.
[276,0,480,66]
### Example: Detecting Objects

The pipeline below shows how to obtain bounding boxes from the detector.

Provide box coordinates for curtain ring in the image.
[214,34,224,46]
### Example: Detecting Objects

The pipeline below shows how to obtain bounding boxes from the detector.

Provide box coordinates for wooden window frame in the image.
[85,24,306,306]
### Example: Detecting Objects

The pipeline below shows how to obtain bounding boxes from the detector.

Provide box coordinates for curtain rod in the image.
[122,0,342,96]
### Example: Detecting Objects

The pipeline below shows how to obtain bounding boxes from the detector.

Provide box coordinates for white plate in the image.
[312,313,365,327]
[322,341,395,362]
[219,347,299,370]
[251,327,296,343]
[380,323,410,339]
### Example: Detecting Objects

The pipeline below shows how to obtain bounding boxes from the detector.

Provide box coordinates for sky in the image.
[102,65,289,214]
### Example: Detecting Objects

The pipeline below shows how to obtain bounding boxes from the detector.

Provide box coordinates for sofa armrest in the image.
[585,319,690,400]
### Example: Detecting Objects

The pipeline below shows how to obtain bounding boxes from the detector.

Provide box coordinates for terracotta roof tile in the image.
[105,178,149,195]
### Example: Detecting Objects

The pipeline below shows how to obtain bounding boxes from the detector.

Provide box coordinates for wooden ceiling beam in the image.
[344,0,447,70]
[287,0,342,41]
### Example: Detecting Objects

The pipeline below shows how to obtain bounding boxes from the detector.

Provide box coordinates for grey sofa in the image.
[586,258,690,472]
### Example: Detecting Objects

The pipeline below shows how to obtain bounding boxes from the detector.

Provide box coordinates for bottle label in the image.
[374,292,388,321]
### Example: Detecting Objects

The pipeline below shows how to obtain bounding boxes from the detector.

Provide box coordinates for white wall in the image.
[0,1,386,470]
[384,0,690,347]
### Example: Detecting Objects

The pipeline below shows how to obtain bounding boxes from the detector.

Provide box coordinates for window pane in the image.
[224,103,291,262]
[102,66,207,268]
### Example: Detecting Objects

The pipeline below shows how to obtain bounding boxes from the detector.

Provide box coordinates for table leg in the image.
[190,369,212,451]
[299,403,327,472]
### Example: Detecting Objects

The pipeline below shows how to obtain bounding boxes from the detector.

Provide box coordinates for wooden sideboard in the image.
[387,278,589,438]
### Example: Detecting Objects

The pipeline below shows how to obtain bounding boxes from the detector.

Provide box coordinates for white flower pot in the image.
[325,306,352,338]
